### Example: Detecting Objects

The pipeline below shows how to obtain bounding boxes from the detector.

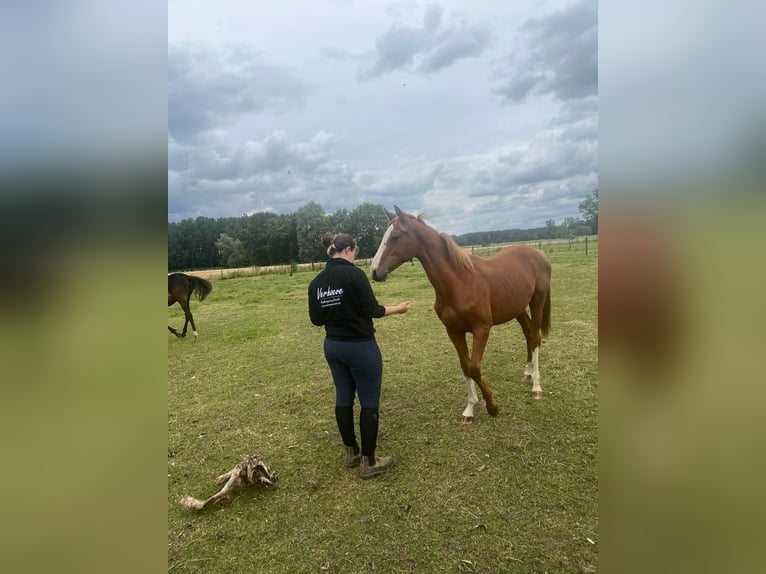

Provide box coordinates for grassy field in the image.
[168,241,598,573]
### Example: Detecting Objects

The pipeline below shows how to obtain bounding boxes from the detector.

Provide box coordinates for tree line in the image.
[168,188,598,271]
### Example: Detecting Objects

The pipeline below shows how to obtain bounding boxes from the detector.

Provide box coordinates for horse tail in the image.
[188,275,213,302]
[541,286,551,339]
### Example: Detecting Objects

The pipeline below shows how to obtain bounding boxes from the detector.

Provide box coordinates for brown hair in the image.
[320,232,356,257]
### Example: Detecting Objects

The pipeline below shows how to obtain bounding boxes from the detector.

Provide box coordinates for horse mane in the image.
[439,232,476,274]
[405,211,475,274]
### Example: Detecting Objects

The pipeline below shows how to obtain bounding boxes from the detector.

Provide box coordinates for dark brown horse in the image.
[168,273,212,340]
[370,206,551,422]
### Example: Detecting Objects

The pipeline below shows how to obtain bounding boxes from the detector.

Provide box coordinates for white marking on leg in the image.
[193,331,199,340]
[462,376,480,418]
[524,361,533,377]
[370,225,392,275]
[530,347,542,396]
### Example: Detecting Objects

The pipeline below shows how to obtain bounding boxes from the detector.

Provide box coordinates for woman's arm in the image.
[382,301,411,316]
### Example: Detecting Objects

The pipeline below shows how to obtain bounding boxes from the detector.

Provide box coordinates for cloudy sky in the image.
[168,0,597,235]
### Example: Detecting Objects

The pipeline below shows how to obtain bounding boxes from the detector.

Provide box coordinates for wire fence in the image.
[464,235,598,258]
[178,236,598,280]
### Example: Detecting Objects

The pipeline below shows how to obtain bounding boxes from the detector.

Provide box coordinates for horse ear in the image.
[393,205,411,228]
[384,208,396,221]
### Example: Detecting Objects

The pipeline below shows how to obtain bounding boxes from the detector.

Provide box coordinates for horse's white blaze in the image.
[530,347,542,394]
[462,376,480,418]
[370,224,393,275]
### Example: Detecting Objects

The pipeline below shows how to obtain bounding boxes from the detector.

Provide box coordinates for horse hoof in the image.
[486,404,499,417]
[531,390,543,400]
[523,374,532,382]
[461,416,474,424]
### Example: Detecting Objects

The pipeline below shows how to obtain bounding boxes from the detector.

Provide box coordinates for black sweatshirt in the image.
[308,258,386,340]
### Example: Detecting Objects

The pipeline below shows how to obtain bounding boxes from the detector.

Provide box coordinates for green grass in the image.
[169,241,598,573]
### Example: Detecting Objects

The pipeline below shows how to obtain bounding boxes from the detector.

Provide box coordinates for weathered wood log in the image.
[180,454,277,510]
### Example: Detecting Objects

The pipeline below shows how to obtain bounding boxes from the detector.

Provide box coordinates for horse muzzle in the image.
[371,268,388,282]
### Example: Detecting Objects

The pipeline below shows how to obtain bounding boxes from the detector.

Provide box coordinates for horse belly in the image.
[491,307,521,325]
[487,273,535,325]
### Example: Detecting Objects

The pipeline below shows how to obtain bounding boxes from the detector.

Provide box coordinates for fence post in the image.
[585,236,588,255]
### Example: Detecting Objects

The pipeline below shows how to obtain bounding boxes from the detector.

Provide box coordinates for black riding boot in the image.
[359,407,395,479]
[335,406,360,467]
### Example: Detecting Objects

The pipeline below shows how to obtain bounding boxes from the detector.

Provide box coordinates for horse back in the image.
[485,245,550,282]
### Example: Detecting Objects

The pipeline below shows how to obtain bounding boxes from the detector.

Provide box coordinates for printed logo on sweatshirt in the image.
[316,286,344,308]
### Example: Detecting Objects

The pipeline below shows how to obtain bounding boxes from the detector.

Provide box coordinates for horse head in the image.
[371,206,419,282]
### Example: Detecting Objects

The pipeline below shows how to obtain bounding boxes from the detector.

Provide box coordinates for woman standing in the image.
[308,232,411,479]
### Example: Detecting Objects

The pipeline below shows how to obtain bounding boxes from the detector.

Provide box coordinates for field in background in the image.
[168,241,598,573]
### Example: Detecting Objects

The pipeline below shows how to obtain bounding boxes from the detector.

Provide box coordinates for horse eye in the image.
[389,233,400,242]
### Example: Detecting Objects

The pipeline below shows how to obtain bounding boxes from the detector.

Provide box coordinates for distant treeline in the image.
[453,222,593,248]
[169,194,598,271]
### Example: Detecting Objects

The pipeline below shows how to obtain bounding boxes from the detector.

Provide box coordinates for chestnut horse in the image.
[370,206,551,422]
[168,273,213,340]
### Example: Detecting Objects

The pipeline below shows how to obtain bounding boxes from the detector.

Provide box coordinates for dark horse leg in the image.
[446,327,499,422]
[168,291,194,339]
[178,296,197,339]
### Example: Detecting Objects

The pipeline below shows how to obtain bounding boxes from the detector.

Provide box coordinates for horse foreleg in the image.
[168,326,181,338]
[462,376,481,423]
[468,328,499,417]
[446,329,480,423]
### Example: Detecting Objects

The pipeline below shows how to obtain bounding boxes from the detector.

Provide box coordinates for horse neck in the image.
[413,224,465,296]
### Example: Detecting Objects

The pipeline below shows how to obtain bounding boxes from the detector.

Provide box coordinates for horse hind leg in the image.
[518,313,541,399]
[527,295,546,399]
[168,296,182,338]
[186,309,199,340]
[516,312,534,382]
[178,299,197,339]
[528,347,542,399]
[185,289,200,340]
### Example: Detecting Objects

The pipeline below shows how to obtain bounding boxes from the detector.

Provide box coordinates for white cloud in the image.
[357,5,491,80]
[493,0,597,103]
[168,44,311,143]
[168,0,598,234]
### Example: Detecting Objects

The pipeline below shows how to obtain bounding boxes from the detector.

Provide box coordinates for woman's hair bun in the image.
[320,232,335,249]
